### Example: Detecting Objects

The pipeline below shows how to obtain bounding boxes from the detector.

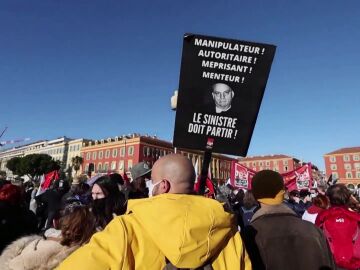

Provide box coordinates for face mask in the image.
[148,180,162,198]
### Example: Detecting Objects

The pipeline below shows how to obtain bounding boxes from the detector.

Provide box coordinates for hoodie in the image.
[58,193,251,270]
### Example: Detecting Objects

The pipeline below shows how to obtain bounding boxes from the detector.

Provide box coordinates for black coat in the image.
[242,203,335,270]
[0,201,38,254]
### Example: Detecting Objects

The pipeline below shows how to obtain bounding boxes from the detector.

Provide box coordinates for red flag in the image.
[40,170,59,190]
[194,176,215,198]
[123,172,130,185]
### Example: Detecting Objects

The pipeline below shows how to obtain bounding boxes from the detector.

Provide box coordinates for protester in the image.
[316,184,360,270]
[128,161,151,199]
[91,175,126,230]
[215,178,232,203]
[61,178,91,207]
[59,154,251,270]
[238,190,259,229]
[35,179,70,230]
[349,194,360,213]
[302,194,329,223]
[0,183,38,254]
[284,189,306,216]
[0,201,96,269]
[242,170,335,270]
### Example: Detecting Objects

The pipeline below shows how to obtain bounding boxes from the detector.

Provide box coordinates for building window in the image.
[104,163,109,171]
[284,166,288,172]
[98,151,103,159]
[284,160,288,166]
[112,149,118,158]
[120,147,125,157]
[266,161,270,166]
[119,160,124,170]
[330,156,336,163]
[353,155,360,161]
[105,150,110,158]
[97,163,102,172]
[332,172,339,179]
[330,164,337,170]
[111,161,116,170]
[128,160,133,169]
[85,164,89,172]
[128,146,134,156]
[252,162,256,167]
[86,152,91,160]
[259,161,263,166]
[355,163,360,170]
[92,152,97,160]
[344,163,352,170]
[343,155,350,162]
[356,172,360,178]
[346,172,352,179]
[274,161,278,166]
[143,146,148,157]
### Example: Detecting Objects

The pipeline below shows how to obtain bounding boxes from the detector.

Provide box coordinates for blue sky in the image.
[1,0,359,170]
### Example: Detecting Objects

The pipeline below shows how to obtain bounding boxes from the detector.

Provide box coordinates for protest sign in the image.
[230,162,313,191]
[230,162,256,189]
[173,33,276,156]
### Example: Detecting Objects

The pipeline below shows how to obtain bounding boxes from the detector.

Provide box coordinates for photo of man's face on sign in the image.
[211,83,235,113]
[173,34,276,156]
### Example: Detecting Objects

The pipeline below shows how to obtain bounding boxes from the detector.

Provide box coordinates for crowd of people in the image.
[0,154,360,269]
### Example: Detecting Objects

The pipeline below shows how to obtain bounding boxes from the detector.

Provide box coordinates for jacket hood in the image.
[126,194,237,268]
[251,202,297,222]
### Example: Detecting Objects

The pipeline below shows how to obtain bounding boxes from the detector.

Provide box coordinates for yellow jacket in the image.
[58,194,251,270]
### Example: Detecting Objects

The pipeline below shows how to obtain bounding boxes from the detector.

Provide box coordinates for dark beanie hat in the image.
[252,170,284,200]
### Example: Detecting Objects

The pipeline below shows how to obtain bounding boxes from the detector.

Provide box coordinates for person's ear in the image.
[162,180,171,193]
[231,91,234,98]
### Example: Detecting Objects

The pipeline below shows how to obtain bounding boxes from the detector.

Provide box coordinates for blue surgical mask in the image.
[148,180,162,197]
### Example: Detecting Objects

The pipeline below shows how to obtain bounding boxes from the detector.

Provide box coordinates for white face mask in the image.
[148,180,162,197]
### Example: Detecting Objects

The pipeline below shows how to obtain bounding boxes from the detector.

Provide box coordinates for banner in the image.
[282,163,313,191]
[173,33,276,156]
[230,162,313,191]
[230,162,256,189]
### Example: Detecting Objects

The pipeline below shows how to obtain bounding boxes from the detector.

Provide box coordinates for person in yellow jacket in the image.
[58,154,251,270]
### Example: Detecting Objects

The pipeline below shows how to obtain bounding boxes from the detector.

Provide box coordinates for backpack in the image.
[319,207,360,269]
[241,206,256,227]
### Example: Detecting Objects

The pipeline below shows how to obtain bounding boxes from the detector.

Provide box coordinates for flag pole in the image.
[199,138,214,195]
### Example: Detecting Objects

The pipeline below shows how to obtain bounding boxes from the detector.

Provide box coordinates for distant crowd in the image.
[0,154,360,270]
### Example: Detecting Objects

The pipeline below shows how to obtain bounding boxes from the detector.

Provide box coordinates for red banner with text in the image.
[230,162,313,191]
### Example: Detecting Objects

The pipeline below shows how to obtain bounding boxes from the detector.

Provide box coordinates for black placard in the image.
[173,33,276,156]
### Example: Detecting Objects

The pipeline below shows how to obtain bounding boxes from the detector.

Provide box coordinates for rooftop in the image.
[325,146,360,155]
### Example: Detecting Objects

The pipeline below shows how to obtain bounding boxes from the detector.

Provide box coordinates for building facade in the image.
[0,137,90,179]
[80,134,235,181]
[324,147,360,188]
[66,138,92,176]
[238,154,301,174]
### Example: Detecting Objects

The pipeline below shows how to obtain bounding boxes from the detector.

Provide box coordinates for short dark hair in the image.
[326,184,351,206]
[243,191,258,210]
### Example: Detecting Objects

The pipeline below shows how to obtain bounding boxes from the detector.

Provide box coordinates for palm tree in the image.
[71,156,83,177]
